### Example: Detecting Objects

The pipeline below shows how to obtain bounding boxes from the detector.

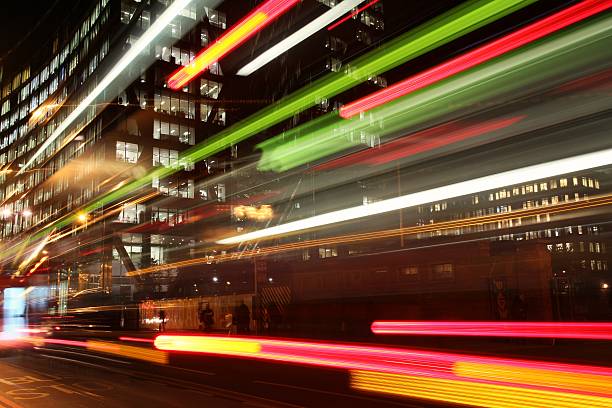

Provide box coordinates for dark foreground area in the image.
[0,347,429,408]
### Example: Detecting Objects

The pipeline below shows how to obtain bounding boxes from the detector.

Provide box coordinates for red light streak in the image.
[371,321,612,340]
[26,255,49,276]
[327,0,380,31]
[315,116,523,170]
[339,0,612,118]
[154,334,612,398]
[119,336,154,344]
[167,0,301,89]
[40,338,89,348]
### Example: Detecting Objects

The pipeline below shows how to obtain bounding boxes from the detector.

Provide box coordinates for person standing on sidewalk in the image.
[203,304,214,332]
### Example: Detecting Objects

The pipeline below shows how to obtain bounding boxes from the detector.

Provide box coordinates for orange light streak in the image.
[167,0,301,90]
[350,370,612,408]
[129,192,612,276]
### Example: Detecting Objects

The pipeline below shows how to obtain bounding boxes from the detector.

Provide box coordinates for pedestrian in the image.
[158,309,166,332]
[203,304,214,332]
[237,301,250,334]
[225,311,235,335]
[198,306,206,331]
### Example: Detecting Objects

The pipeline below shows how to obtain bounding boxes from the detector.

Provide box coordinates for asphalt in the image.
[3,329,611,407]
[0,347,430,408]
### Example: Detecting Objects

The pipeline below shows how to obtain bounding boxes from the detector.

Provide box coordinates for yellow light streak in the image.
[171,12,268,87]
[454,361,612,396]
[154,335,261,355]
[350,370,612,408]
[128,193,612,276]
[87,340,168,365]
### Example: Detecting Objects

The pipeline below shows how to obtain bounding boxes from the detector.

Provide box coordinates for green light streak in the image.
[257,13,612,172]
[16,0,535,249]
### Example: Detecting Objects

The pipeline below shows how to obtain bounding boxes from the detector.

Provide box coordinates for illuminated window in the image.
[153,120,194,144]
[326,57,342,72]
[214,184,225,202]
[116,141,140,163]
[205,8,226,29]
[168,19,182,39]
[432,263,454,280]
[401,266,419,279]
[140,10,150,29]
[210,62,223,76]
[560,178,568,187]
[317,0,338,7]
[327,36,347,54]
[200,79,222,99]
[153,147,179,168]
[121,4,136,24]
[118,203,146,224]
[360,11,384,30]
[154,92,195,119]
[1,100,9,115]
[179,3,196,20]
[319,248,338,258]
[178,179,195,199]
[213,108,226,126]
[201,29,209,47]
[200,104,213,122]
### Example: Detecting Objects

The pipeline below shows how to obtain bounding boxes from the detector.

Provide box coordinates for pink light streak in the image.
[327,0,380,31]
[371,321,612,340]
[314,116,524,171]
[339,0,612,119]
[154,334,612,398]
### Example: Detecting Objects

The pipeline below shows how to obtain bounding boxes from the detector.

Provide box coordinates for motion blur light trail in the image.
[18,0,197,173]
[314,116,525,169]
[87,340,168,364]
[258,5,612,172]
[326,0,380,32]
[351,370,612,408]
[22,336,168,364]
[217,149,612,244]
[42,0,533,237]
[339,0,612,119]
[155,334,612,406]
[128,192,612,276]
[167,0,301,89]
[237,0,368,76]
[371,321,612,340]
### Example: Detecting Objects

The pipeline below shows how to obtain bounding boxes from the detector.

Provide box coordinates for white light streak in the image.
[236,0,365,76]
[217,149,612,244]
[19,0,195,174]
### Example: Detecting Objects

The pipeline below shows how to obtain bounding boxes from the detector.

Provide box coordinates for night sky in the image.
[0,0,87,71]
